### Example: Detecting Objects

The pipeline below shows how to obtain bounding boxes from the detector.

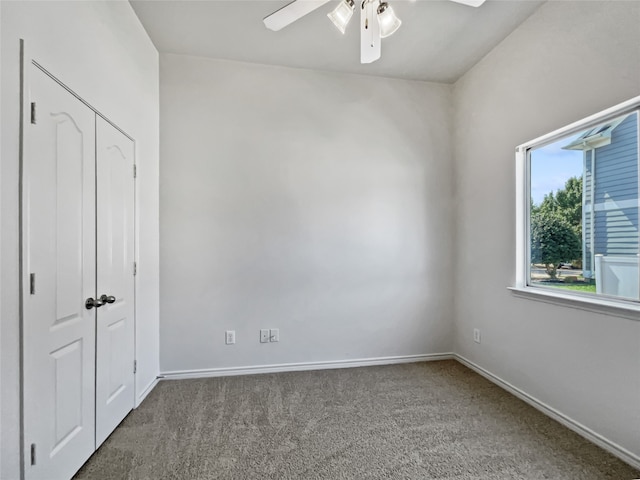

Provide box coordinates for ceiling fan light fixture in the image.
[327,0,355,34]
[376,2,401,38]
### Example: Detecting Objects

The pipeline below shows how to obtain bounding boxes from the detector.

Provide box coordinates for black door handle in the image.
[85,297,104,310]
[100,294,116,304]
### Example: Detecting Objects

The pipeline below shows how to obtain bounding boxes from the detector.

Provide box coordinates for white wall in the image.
[160,54,454,373]
[453,0,640,464]
[0,4,3,475]
[0,2,160,477]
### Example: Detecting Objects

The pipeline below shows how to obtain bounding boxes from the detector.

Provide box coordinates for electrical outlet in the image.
[269,328,279,342]
[473,328,481,344]
[260,329,269,343]
[225,330,236,345]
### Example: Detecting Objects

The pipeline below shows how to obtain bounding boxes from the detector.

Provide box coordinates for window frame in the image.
[513,96,640,317]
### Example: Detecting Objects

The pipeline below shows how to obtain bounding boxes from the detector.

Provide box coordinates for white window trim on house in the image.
[512,95,640,321]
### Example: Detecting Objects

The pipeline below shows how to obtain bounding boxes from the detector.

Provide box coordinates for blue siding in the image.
[584,112,639,269]
[593,208,639,254]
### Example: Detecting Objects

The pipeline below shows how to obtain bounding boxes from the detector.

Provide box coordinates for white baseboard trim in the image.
[135,377,160,408]
[159,353,454,380]
[454,354,640,471]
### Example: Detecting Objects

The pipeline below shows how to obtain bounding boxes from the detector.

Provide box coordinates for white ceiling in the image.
[130,0,544,83]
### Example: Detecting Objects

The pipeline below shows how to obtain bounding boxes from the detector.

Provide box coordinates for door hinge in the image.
[29,273,36,295]
[30,102,36,124]
[133,262,137,276]
[30,443,36,466]
[134,360,137,374]
[133,164,137,178]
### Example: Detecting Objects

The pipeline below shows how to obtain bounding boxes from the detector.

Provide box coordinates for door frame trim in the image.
[18,37,27,480]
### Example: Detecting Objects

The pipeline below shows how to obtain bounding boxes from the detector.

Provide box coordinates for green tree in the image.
[537,176,582,237]
[531,210,581,279]
[556,176,582,233]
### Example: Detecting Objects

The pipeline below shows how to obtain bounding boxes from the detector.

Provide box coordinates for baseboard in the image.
[453,354,640,471]
[135,377,160,408]
[159,353,454,380]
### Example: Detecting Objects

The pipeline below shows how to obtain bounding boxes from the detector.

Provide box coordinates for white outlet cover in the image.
[269,328,279,342]
[225,330,236,345]
[260,329,269,343]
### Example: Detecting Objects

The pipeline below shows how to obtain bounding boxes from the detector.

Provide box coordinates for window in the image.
[516,97,640,306]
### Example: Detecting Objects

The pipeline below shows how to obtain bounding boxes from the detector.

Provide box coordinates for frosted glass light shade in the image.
[328,0,355,34]
[377,3,401,38]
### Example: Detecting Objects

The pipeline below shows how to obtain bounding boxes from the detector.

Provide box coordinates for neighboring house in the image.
[563,112,639,298]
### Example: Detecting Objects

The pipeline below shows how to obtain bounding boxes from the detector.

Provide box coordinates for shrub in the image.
[531,210,581,279]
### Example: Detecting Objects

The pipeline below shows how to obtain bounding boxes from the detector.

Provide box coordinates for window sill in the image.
[508,287,640,321]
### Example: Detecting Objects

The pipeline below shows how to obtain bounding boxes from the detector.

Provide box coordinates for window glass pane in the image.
[529,111,639,301]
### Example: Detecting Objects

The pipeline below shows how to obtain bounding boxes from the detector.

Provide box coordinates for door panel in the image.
[51,339,83,455]
[23,65,96,480]
[95,117,136,447]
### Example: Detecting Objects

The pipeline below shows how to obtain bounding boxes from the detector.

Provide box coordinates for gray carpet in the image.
[74,360,640,479]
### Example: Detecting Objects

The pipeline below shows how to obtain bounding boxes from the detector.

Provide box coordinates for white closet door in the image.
[95,117,136,447]
[23,65,97,480]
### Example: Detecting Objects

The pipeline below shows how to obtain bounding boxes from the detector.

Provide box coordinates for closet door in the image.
[95,117,136,447]
[23,65,97,480]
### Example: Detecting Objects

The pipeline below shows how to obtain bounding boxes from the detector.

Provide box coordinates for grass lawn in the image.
[551,283,597,293]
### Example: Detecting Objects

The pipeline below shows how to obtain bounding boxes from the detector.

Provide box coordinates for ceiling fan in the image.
[263,0,486,64]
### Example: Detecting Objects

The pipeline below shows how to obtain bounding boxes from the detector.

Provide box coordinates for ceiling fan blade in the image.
[263,0,331,31]
[360,0,381,64]
[449,0,486,7]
